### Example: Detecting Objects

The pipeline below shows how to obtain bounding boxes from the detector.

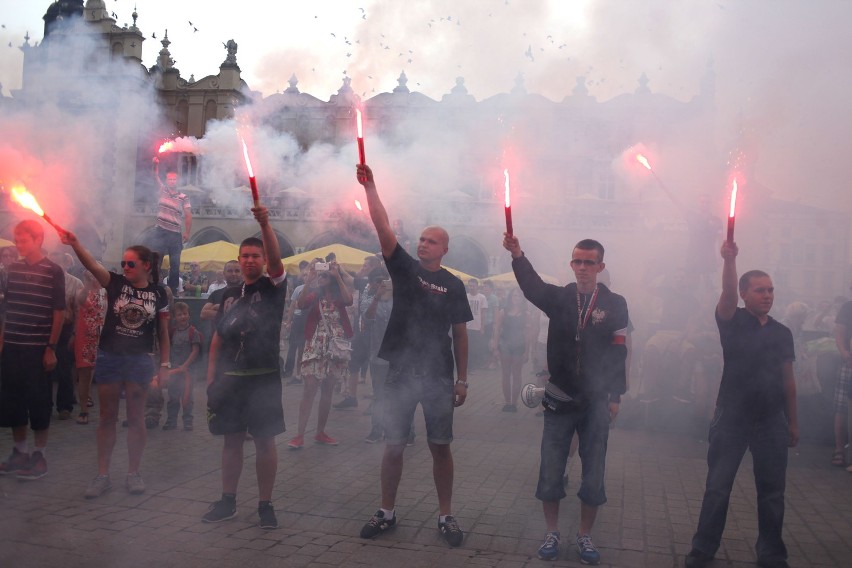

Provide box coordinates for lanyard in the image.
[575,284,599,342]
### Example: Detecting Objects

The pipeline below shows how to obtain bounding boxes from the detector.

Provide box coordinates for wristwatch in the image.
[456,380,469,388]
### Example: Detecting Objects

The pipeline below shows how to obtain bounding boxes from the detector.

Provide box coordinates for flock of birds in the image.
[0,1,670,96]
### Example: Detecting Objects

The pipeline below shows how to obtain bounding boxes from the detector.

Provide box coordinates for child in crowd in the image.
[163,302,201,431]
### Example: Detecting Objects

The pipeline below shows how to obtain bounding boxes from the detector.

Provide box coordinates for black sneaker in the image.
[0,448,30,475]
[162,422,177,431]
[438,515,464,547]
[360,509,396,538]
[685,549,714,568]
[333,396,358,409]
[258,502,278,530]
[202,498,237,523]
[364,430,383,444]
[16,451,47,480]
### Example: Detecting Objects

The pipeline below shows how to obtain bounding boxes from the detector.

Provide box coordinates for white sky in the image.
[1,0,851,210]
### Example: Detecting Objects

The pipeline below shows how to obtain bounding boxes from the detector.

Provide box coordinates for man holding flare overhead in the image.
[503,231,628,565]
[355,163,472,548]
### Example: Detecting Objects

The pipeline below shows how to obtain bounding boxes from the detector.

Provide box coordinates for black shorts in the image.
[207,371,285,438]
[0,345,53,430]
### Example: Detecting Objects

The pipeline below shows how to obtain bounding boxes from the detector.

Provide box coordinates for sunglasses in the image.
[570,259,598,267]
[120,260,137,268]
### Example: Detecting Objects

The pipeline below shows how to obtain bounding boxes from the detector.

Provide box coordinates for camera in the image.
[315,262,330,272]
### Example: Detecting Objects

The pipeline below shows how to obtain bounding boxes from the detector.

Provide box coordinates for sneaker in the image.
[756,560,790,568]
[285,377,303,386]
[576,534,600,565]
[538,531,560,561]
[288,434,304,449]
[438,515,464,547]
[162,421,177,431]
[126,472,146,494]
[314,431,339,446]
[360,509,396,539]
[364,430,383,444]
[144,418,158,430]
[258,502,279,529]
[84,475,112,498]
[58,410,72,420]
[0,448,30,475]
[684,549,714,568]
[202,498,237,523]
[16,451,47,480]
[333,396,358,410]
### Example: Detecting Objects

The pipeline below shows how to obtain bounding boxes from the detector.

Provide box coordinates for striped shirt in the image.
[156,186,191,233]
[3,258,66,346]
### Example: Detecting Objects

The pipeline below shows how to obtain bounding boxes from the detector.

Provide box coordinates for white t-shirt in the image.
[466,292,488,332]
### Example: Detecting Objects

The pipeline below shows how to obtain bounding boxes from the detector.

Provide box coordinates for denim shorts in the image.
[383,366,454,445]
[93,350,155,385]
[536,397,610,506]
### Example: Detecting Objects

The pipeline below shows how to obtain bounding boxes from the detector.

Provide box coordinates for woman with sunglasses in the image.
[288,259,353,448]
[61,232,170,498]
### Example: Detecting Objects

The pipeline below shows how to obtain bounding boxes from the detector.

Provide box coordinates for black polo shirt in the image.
[716,307,794,418]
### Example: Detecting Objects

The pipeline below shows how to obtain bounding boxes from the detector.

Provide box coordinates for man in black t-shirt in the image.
[202,207,287,530]
[686,242,798,568]
[356,164,472,548]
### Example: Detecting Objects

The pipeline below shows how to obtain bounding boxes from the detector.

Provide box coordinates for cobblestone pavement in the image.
[1,368,850,568]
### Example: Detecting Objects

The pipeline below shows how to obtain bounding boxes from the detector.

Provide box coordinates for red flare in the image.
[239,136,260,207]
[503,169,513,236]
[636,153,652,171]
[356,109,366,165]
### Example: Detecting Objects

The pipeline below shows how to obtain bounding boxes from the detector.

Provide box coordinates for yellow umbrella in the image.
[442,265,477,282]
[282,244,377,275]
[485,271,560,285]
[162,241,240,272]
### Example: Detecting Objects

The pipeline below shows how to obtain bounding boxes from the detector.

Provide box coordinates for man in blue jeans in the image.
[504,233,628,565]
[149,158,192,295]
[685,241,798,568]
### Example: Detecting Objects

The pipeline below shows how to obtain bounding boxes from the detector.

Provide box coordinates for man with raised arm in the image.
[685,241,798,568]
[201,206,287,530]
[503,233,628,565]
[356,163,472,547]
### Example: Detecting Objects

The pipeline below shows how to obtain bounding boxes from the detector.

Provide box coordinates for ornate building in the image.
[2,0,847,301]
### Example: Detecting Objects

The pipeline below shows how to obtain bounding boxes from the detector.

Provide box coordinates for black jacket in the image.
[513,254,628,401]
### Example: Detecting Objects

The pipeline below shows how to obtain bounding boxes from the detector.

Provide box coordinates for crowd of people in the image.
[0,161,850,568]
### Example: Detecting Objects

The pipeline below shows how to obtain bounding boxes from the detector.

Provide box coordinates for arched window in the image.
[175,99,189,136]
[202,100,217,135]
[187,227,233,248]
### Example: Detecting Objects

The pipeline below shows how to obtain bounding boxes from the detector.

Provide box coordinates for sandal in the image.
[831,450,845,466]
[76,412,89,425]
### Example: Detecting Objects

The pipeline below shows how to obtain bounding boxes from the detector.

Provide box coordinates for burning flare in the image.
[240,137,255,177]
[729,179,738,218]
[10,185,45,217]
[356,109,363,138]
[636,153,652,171]
[158,141,175,153]
[503,169,511,208]
[355,199,363,211]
